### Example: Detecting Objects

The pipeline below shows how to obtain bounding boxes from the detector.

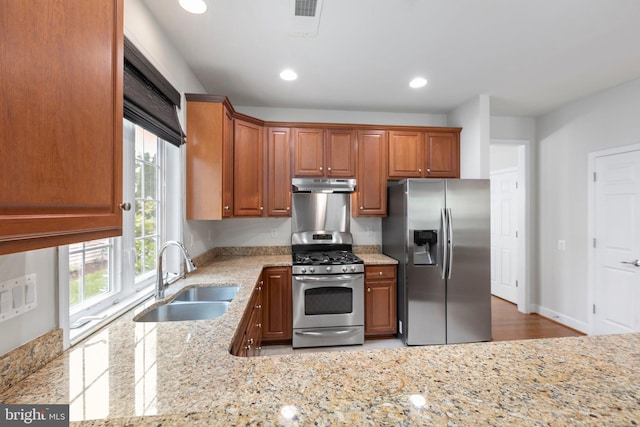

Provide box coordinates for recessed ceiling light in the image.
[280,69,298,81]
[179,0,207,14]
[409,77,428,89]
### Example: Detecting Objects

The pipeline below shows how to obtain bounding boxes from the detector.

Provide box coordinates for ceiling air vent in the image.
[290,0,323,36]
[295,0,317,17]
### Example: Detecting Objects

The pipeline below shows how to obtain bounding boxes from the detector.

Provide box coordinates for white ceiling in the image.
[143,0,640,117]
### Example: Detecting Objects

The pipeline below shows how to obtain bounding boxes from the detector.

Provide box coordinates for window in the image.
[134,125,162,281]
[65,120,168,341]
[62,37,185,346]
[69,239,113,310]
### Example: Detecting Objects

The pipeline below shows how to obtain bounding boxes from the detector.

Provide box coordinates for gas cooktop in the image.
[291,250,365,275]
[292,250,364,266]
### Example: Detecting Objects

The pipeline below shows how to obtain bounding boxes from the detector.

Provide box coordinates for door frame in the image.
[587,142,640,334]
[490,138,531,314]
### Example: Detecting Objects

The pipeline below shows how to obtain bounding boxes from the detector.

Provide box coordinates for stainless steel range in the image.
[291,178,365,348]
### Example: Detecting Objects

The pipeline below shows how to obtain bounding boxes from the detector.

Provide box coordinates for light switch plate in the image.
[0,274,37,323]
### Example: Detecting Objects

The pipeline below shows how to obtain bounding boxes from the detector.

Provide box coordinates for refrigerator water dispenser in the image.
[413,230,437,265]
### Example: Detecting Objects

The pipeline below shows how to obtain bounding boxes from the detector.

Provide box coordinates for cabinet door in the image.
[0,0,124,255]
[364,265,397,337]
[262,267,292,343]
[222,107,234,216]
[354,130,387,217]
[425,131,460,178]
[293,128,324,177]
[233,120,264,216]
[325,129,356,177]
[267,128,291,216]
[365,282,397,336]
[388,131,424,178]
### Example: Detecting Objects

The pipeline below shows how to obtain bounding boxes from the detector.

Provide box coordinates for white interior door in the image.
[593,149,640,334]
[490,169,518,303]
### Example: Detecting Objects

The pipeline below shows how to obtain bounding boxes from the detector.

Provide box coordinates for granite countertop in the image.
[1,254,639,426]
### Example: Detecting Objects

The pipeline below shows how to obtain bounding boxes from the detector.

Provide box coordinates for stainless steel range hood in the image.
[292,178,356,193]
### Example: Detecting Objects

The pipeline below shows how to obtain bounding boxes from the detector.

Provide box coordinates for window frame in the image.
[62,120,172,346]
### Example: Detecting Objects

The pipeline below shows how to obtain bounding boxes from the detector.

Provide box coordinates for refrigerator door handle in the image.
[441,208,448,279]
[447,207,454,279]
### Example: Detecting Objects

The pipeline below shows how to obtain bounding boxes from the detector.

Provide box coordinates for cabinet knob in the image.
[418,168,422,173]
[360,206,364,210]
[255,304,262,309]
[328,167,332,171]
[427,168,431,173]
[286,206,290,211]
[260,206,264,211]
[367,287,371,293]
[257,323,262,328]
[379,271,383,276]
[247,338,254,345]
[119,202,131,211]
[319,167,323,171]
[224,205,230,210]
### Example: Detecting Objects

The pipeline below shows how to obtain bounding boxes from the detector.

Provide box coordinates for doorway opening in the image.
[489,139,531,314]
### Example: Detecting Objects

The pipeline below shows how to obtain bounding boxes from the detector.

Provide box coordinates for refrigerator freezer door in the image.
[405,179,447,345]
[445,179,492,344]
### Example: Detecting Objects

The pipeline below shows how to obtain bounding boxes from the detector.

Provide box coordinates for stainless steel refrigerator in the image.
[382,179,491,345]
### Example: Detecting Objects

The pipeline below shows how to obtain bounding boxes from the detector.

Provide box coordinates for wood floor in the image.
[491,296,584,341]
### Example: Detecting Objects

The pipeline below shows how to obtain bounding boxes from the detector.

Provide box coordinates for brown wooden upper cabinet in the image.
[0,0,124,255]
[388,129,460,179]
[186,97,234,220]
[354,130,388,217]
[293,128,356,177]
[233,119,265,217]
[266,127,292,216]
[425,131,460,178]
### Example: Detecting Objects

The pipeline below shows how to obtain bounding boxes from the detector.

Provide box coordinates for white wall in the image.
[491,116,536,142]
[0,0,208,357]
[536,77,640,328]
[447,95,491,178]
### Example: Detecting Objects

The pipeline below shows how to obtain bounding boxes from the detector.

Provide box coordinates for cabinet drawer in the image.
[365,265,396,281]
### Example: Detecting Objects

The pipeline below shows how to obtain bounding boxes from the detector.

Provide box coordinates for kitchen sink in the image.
[134,301,230,322]
[172,285,239,303]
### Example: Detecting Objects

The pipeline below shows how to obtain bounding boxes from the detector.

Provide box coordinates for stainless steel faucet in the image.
[156,240,197,299]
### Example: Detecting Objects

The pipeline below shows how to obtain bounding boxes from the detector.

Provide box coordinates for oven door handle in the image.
[295,327,363,337]
[293,274,363,282]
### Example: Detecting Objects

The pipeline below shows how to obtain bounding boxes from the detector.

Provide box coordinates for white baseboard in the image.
[532,304,589,334]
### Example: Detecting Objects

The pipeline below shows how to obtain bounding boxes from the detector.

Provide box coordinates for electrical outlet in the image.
[367,227,374,237]
[558,240,566,251]
[271,228,278,237]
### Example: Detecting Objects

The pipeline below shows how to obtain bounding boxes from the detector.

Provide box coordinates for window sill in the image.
[69,286,154,346]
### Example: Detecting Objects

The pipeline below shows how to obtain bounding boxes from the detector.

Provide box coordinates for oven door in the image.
[292,273,364,347]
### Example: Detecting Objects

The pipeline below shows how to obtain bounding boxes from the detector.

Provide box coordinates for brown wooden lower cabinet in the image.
[230,277,263,357]
[261,267,292,343]
[364,265,397,337]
